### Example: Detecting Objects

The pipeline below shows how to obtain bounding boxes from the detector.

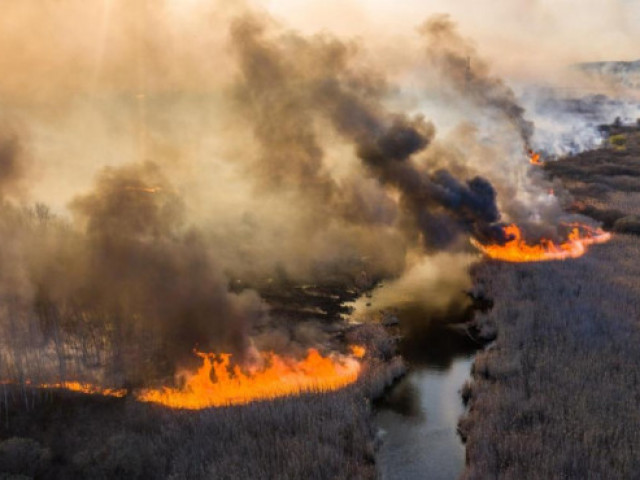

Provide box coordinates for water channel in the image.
[375,321,481,480]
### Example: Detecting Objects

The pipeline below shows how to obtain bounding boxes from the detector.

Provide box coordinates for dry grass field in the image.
[460,126,640,479]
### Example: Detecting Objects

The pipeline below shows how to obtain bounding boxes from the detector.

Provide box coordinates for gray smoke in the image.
[419,14,534,150]
[0,128,30,200]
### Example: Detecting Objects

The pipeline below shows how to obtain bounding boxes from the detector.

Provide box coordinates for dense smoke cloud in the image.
[1,160,265,387]
[0,0,631,389]
[231,15,503,250]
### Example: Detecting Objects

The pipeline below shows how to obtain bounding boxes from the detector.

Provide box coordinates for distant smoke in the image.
[419,14,534,150]
[522,89,640,156]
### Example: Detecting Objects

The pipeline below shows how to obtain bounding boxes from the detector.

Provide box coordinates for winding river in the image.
[375,321,480,480]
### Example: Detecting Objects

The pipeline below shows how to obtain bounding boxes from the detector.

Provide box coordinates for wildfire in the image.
[1,347,364,408]
[528,149,543,165]
[471,223,611,262]
[38,381,127,397]
[137,347,365,410]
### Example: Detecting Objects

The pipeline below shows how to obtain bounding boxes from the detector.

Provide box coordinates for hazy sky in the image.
[0,0,636,210]
[263,0,640,77]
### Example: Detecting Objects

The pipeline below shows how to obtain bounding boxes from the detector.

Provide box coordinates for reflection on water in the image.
[375,322,479,480]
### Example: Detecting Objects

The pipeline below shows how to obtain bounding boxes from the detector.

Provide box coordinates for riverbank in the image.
[459,126,640,479]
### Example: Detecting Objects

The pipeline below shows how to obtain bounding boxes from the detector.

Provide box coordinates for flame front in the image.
[137,347,364,410]
[39,381,127,397]
[528,149,542,165]
[471,223,611,262]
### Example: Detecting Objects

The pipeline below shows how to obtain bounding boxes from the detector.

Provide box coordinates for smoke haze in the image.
[0,0,636,387]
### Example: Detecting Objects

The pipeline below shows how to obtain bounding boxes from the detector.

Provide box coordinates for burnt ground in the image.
[0,284,404,480]
[460,125,640,479]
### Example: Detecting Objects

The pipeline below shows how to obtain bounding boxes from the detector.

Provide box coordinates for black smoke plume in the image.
[68,163,264,369]
[231,15,504,250]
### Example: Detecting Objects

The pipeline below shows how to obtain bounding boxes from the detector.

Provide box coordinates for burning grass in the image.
[137,347,365,409]
[0,324,402,480]
[5,347,366,410]
[471,223,611,262]
[3,344,367,409]
[37,381,126,398]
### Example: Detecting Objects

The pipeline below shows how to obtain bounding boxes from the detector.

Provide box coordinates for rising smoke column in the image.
[416,14,594,240]
[66,162,264,377]
[231,16,505,250]
[419,14,534,150]
[228,17,410,284]
[315,83,504,248]
[0,157,265,387]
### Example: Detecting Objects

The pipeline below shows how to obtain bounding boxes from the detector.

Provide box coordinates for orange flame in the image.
[471,223,611,262]
[36,381,126,397]
[137,347,365,410]
[350,345,366,358]
[528,149,542,165]
[2,348,364,408]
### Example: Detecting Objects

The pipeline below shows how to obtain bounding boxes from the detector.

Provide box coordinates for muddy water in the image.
[375,322,480,480]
